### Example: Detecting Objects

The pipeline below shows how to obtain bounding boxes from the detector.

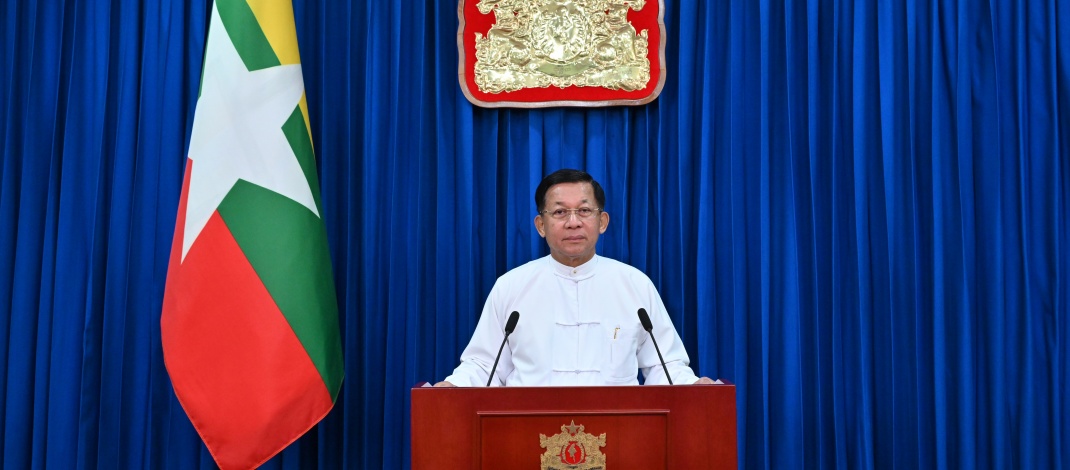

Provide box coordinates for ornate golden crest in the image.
[539,420,607,470]
[473,0,651,94]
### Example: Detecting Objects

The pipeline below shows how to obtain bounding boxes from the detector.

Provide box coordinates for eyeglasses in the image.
[540,207,601,220]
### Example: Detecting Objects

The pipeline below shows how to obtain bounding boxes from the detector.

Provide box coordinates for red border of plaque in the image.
[458,0,667,108]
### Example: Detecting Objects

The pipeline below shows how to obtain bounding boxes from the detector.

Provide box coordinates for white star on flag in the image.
[182,6,319,259]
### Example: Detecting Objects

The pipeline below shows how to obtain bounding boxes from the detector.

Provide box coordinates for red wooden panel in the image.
[412,385,737,469]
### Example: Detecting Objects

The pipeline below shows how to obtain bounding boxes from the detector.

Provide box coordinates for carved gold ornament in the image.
[473,0,651,93]
[539,420,607,469]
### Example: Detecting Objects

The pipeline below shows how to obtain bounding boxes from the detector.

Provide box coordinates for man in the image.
[436,169,714,387]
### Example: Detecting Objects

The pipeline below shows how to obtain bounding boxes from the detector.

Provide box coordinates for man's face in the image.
[534,182,610,267]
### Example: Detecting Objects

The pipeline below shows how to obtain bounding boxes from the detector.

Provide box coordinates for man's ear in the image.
[599,211,609,234]
[534,214,546,237]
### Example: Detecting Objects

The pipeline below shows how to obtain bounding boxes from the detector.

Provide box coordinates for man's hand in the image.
[433,381,456,387]
[694,377,718,385]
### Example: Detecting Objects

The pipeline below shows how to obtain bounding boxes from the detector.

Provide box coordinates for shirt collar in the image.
[549,254,599,280]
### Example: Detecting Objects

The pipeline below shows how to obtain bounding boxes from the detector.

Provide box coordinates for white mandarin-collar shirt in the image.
[444,255,700,387]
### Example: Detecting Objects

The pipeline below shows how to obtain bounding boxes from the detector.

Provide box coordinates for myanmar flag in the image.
[161,1,343,469]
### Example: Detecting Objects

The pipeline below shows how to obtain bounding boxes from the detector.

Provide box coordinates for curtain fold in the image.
[1,0,1067,468]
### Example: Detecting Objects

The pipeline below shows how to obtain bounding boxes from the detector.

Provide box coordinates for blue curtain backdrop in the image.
[1,0,1068,468]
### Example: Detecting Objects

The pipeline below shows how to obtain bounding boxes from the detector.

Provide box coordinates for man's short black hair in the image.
[535,169,606,213]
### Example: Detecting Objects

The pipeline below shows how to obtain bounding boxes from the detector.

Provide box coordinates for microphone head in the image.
[504,311,520,334]
[637,308,653,332]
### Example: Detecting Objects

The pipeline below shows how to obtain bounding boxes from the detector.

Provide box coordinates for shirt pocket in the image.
[605,326,640,381]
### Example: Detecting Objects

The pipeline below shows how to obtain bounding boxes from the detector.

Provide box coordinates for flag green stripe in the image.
[282,107,322,214]
[218,180,343,400]
[216,0,281,71]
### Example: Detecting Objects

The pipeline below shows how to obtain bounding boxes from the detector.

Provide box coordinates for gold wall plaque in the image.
[539,420,607,469]
[459,0,667,107]
[473,0,650,93]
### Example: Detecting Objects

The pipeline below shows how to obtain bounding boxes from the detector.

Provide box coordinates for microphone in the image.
[637,308,673,385]
[487,311,520,387]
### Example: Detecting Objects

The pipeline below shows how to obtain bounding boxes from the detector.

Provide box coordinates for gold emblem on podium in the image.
[539,420,607,469]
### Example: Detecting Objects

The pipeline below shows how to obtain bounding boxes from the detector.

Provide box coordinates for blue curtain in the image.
[2,0,1067,468]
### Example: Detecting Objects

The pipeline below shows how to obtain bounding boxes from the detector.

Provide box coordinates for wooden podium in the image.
[411,384,737,469]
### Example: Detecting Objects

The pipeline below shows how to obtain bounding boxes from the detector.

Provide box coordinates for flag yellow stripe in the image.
[246,0,301,65]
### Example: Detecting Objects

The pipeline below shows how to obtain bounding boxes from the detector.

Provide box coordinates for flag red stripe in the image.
[162,160,333,470]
